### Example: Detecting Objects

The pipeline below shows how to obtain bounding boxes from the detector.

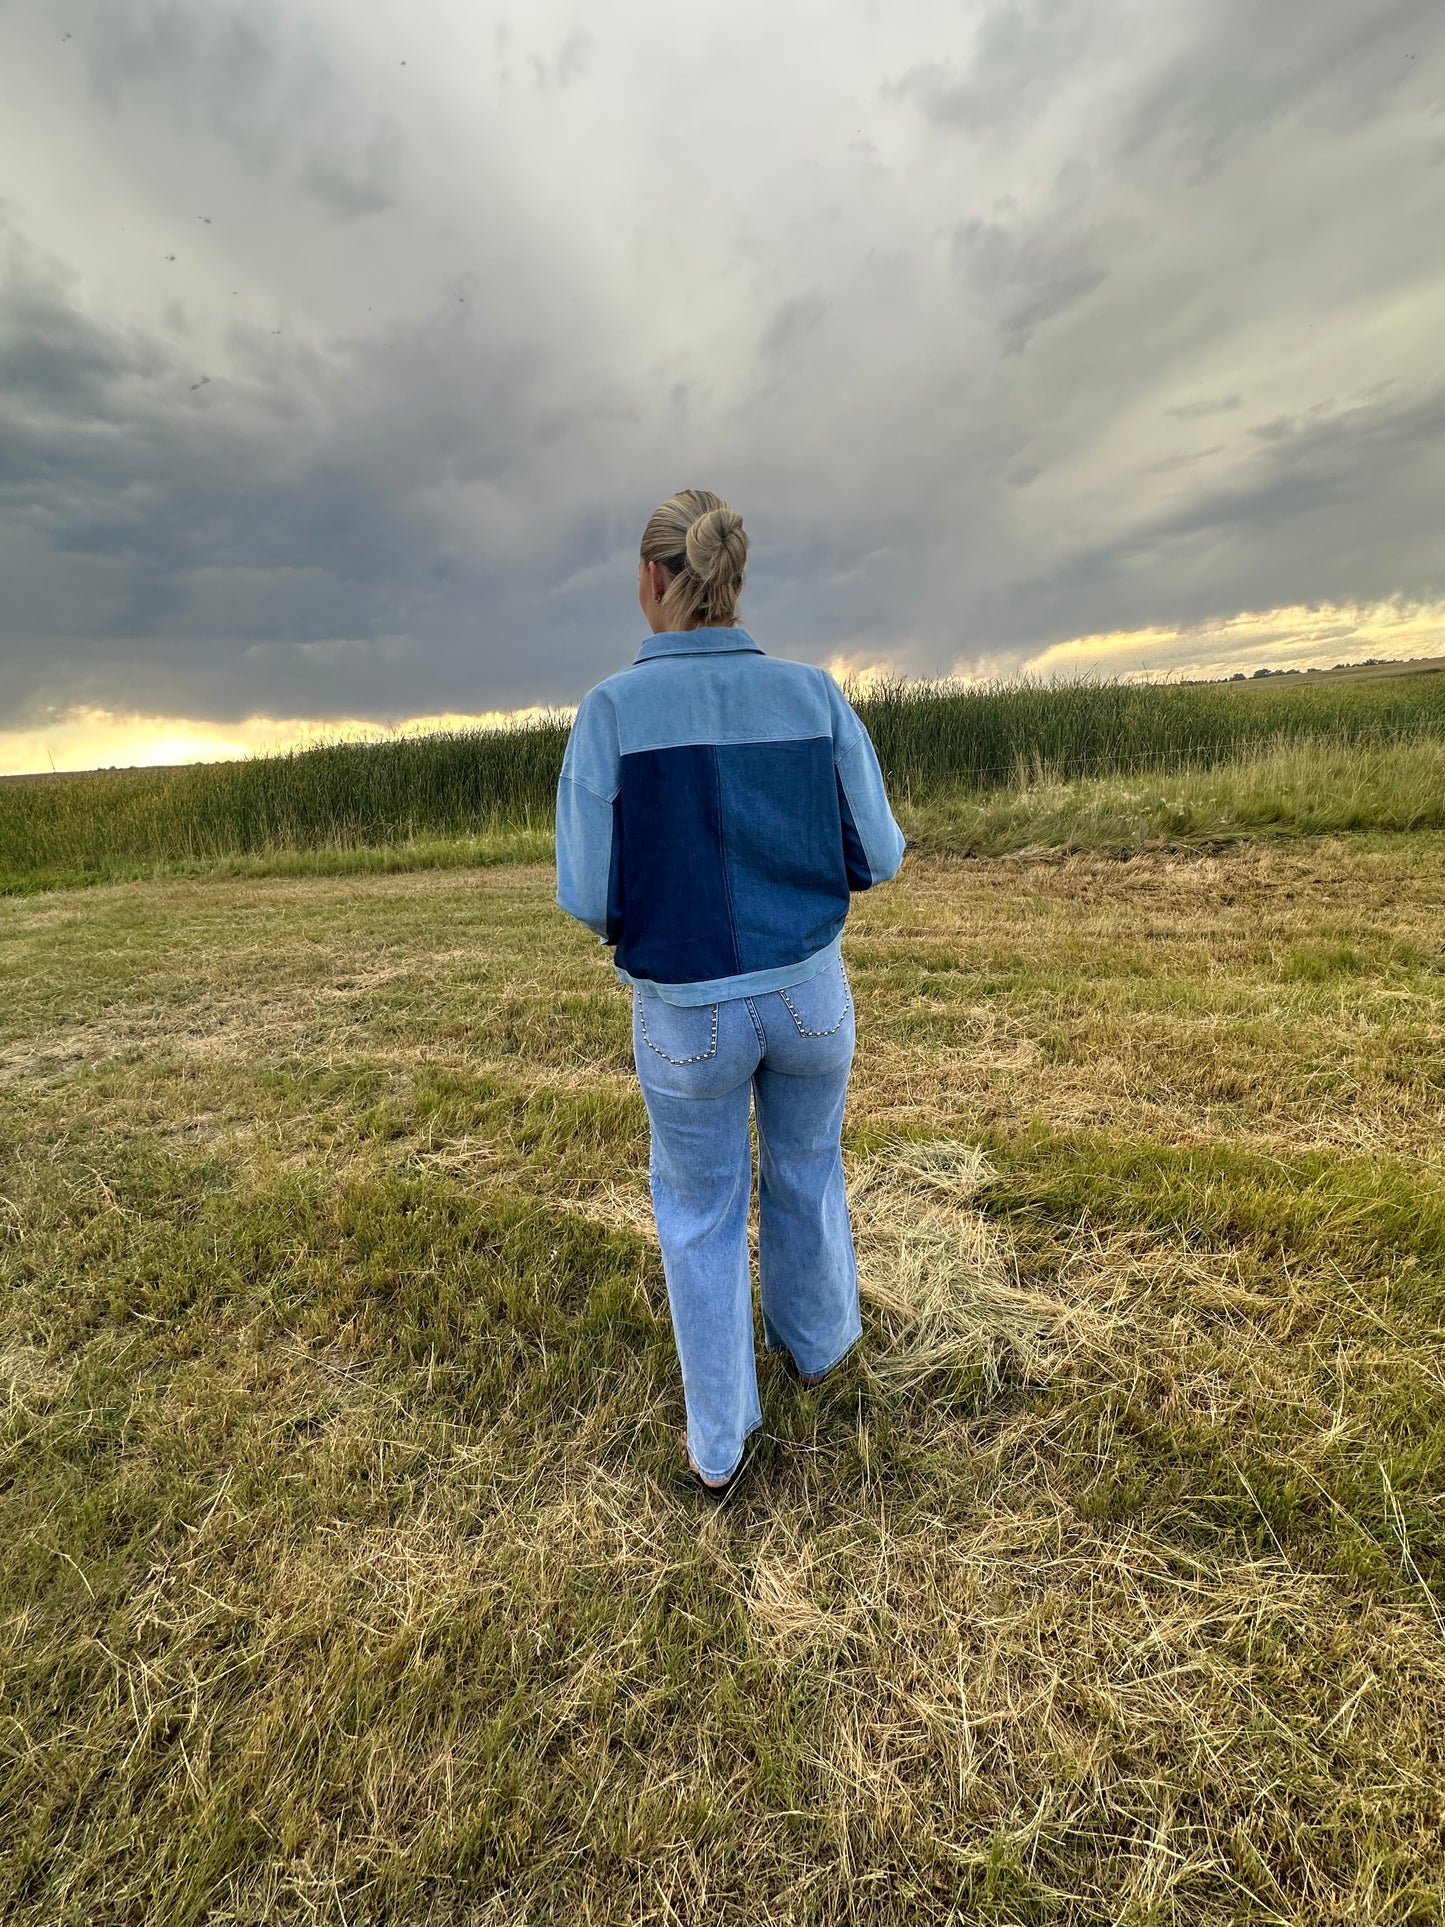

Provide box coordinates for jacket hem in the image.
[616,933,844,1006]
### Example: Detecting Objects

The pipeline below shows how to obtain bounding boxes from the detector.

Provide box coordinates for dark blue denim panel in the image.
[614,744,741,983]
[836,766,873,890]
[716,739,850,970]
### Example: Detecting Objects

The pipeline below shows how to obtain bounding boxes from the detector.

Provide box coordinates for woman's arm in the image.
[822,673,906,888]
[555,689,621,938]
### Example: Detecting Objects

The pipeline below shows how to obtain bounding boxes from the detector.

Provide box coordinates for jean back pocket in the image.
[778,958,852,1037]
[635,996,720,1065]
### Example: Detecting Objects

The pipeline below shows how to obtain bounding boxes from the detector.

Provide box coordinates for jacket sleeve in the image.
[555,688,621,940]
[822,672,906,889]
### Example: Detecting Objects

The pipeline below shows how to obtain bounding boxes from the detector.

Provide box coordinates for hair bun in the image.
[685,504,747,584]
[639,487,748,627]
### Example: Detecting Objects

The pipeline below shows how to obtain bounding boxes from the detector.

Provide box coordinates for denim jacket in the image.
[555,625,906,1005]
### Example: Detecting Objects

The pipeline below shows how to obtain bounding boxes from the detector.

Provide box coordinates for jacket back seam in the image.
[711,744,744,976]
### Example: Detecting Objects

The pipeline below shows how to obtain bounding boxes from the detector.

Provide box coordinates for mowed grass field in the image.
[4,826,1445,1922]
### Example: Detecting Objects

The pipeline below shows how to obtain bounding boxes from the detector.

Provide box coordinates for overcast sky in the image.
[2,0,1443,770]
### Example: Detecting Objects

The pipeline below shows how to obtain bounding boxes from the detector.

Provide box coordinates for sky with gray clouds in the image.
[1,0,1443,765]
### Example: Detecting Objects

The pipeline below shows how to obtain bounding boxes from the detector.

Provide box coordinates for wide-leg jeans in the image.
[631,953,862,1483]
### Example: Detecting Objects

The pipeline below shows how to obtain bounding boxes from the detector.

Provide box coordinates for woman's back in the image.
[557,621,903,997]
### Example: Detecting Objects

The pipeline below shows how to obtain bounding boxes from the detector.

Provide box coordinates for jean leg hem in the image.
[789,1321,863,1382]
[690,1414,762,1486]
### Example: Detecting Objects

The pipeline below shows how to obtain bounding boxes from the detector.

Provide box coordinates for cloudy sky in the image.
[2,0,1443,772]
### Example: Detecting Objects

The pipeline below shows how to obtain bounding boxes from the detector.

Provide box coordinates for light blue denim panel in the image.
[617,931,843,1007]
[610,655,835,755]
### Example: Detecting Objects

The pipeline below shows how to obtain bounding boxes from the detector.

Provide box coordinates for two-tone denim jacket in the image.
[554,625,906,1006]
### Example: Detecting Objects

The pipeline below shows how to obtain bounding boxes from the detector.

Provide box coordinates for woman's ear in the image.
[649,561,669,604]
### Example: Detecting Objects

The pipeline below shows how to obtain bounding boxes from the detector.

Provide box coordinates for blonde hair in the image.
[640,488,748,630]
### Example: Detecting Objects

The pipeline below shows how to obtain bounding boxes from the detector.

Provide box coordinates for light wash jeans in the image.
[631,953,862,1483]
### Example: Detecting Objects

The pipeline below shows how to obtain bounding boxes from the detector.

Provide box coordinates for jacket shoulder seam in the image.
[559,769,618,804]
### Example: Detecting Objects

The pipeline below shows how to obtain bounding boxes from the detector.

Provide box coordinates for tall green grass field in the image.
[5,668,1445,892]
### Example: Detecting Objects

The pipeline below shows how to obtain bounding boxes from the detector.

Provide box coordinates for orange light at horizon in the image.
[5,597,1443,777]
[0,704,576,779]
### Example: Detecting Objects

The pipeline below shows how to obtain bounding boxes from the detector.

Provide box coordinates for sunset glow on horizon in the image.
[7,597,1443,777]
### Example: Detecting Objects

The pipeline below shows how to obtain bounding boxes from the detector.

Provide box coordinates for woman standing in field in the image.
[555,489,906,1497]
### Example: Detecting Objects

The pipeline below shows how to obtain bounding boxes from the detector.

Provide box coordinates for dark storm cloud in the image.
[995,380,1445,645]
[0,0,1443,747]
[861,0,1445,656]
[527,28,592,91]
[0,269,165,409]
[1166,398,1241,421]
[950,204,1115,357]
[82,0,409,218]
[300,124,405,218]
[760,296,829,363]
[883,0,1100,137]
[0,211,620,720]
[1119,0,1437,175]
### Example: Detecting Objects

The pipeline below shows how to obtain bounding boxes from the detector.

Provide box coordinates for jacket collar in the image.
[633,625,765,664]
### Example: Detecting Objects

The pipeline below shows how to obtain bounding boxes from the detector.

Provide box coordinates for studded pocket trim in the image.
[779,965,852,1037]
[636,998,720,1065]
